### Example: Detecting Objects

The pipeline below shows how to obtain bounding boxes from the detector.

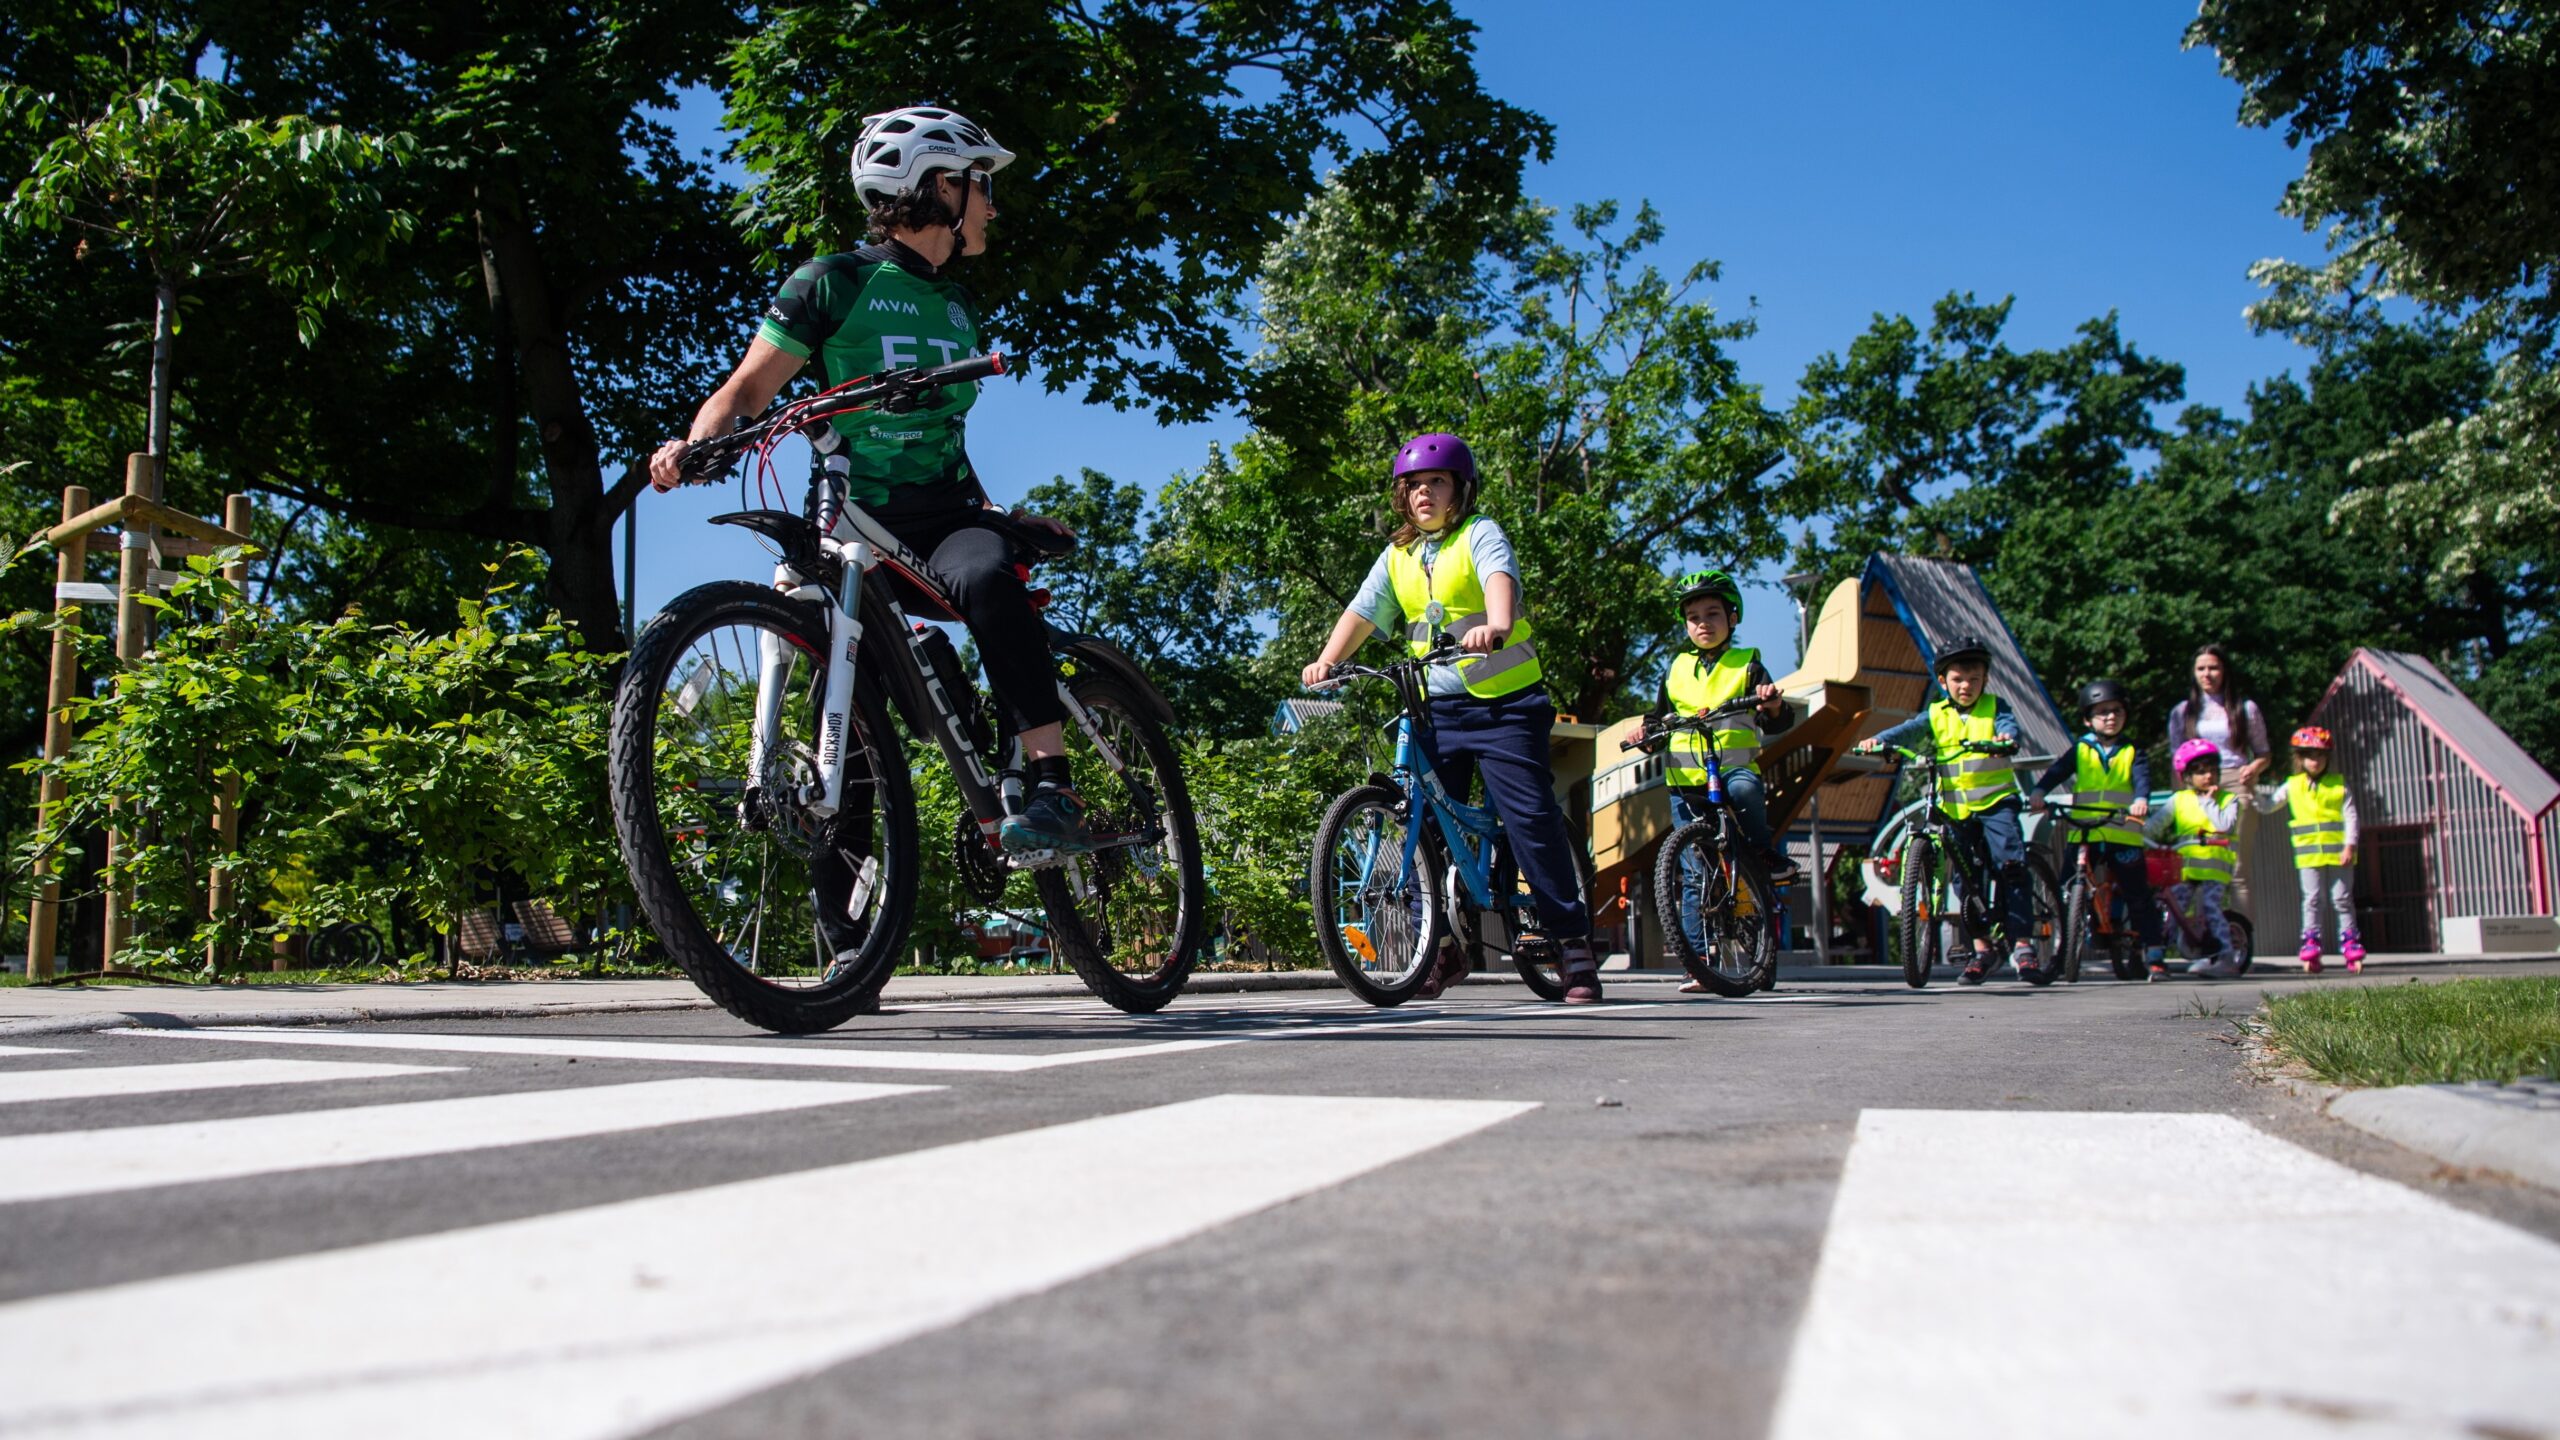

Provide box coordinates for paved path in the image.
[3,965,2556,1438]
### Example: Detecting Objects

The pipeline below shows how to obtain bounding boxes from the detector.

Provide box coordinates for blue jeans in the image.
[1944,798,2032,946]
[2169,880,2235,957]
[1668,780,1778,950]
[1422,694,1589,939]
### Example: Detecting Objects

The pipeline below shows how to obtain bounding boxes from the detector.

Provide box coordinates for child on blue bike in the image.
[1302,433,1599,1003]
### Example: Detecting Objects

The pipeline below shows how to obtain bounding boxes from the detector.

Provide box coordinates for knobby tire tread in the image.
[1309,784,1443,1007]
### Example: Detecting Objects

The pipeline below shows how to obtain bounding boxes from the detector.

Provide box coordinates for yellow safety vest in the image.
[2285,773,2349,869]
[2069,740,2145,847]
[1384,515,1542,700]
[1925,696,2016,818]
[2170,789,2237,884]
[1664,646,1761,785]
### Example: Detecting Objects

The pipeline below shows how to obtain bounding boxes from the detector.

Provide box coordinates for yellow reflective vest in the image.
[2284,773,2350,869]
[1384,515,1542,700]
[2069,740,2145,847]
[1925,696,2016,818]
[1664,646,1761,785]
[2170,789,2238,883]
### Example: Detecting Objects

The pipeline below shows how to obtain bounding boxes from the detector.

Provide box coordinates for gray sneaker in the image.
[998,784,1092,853]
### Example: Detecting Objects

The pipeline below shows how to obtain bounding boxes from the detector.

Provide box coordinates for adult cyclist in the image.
[647,104,1088,852]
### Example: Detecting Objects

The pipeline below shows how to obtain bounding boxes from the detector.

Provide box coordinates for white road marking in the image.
[0,1045,77,1057]
[0,1059,453,1105]
[1770,1110,2560,1439]
[110,1003,1669,1072]
[0,1078,933,1204]
[0,1092,1533,1439]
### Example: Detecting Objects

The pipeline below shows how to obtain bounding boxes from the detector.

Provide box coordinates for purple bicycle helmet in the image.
[1391,432,1478,504]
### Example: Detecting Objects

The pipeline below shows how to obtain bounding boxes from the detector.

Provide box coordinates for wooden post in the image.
[24,486,92,982]
[100,454,156,964]
[204,494,253,973]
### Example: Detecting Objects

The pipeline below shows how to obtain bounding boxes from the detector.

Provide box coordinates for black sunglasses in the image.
[945,168,994,201]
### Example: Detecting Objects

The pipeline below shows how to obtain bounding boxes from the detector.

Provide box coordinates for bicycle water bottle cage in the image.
[710,510,829,578]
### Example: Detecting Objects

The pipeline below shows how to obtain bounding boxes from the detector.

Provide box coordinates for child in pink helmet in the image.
[2253,725,2364,972]
[2147,740,2244,977]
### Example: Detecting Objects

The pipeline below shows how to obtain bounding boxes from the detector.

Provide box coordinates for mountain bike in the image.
[1875,740,2061,989]
[1307,639,1594,1006]
[2045,801,2149,982]
[1630,699,1781,997]
[611,354,1206,1032]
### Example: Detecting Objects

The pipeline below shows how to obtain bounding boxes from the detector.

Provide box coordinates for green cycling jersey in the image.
[755,241,983,506]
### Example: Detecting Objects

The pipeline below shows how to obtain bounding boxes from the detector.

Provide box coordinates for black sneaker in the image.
[1958,958,1989,986]
[999,783,1092,853]
[1764,854,1804,886]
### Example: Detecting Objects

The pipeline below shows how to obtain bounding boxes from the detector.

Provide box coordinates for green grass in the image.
[2260,977,2560,1087]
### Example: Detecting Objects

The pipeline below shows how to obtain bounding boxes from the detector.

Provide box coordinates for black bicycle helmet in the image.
[2078,678,2129,714]
[1934,633,1995,671]
[1674,566,1744,621]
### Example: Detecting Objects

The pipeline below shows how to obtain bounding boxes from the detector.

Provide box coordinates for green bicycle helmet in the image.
[1674,567,1744,622]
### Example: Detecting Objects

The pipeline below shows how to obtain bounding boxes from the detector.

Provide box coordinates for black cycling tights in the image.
[873,499,1065,737]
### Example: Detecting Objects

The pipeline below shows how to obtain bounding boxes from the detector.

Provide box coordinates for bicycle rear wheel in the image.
[2019,852,2063,986]
[1310,784,1444,1006]
[2059,873,2094,984]
[1653,819,1779,997]
[2227,911,2256,974]
[1897,833,1940,989]
[610,582,917,1034]
[1034,670,1206,1013]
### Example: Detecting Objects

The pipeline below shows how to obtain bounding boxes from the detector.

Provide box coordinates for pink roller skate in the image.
[2297,935,2324,975]
[2341,927,2366,974]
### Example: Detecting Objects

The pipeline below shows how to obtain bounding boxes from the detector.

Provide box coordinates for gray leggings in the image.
[2297,864,2357,945]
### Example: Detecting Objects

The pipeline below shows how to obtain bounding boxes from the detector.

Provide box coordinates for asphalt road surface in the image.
[5,965,2558,1440]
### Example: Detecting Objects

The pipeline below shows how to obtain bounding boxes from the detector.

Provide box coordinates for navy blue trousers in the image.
[1422,693,1590,939]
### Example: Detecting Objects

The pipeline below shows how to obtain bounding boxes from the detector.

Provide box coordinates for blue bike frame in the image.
[1390,710,1505,911]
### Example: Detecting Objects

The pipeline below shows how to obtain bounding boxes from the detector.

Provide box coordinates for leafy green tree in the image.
[1168,184,1802,719]
[4,77,413,470]
[725,0,1551,421]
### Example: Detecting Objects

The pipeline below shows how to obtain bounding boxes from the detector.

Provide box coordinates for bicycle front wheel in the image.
[2059,873,2095,984]
[2019,852,2064,986]
[1653,819,1779,997]
[1310,784,1445,1006]
[1897,833,1940,989]
[1035,670,1206,1013]
[610,582,918,1034]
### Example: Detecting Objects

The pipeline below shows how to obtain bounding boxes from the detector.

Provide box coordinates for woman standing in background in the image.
[2165,644,2271,788]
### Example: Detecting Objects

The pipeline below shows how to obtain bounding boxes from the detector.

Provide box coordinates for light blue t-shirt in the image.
[1348,517,1520,698]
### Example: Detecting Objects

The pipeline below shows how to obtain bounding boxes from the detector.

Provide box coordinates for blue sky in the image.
[631,0,2313,665]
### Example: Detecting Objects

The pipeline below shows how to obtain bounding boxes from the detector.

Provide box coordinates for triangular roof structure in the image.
[2314,649,2560,821]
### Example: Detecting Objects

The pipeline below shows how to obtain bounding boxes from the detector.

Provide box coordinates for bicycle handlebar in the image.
[674,352,1009,483]
[1315,635,1467,689]
[1621,698,1765,752]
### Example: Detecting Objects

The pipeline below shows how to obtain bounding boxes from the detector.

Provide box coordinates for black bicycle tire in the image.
[2059,874,2094,984]
[1898,832,1938,989]
[1652,820,1778,997]
[2020,852,2063,986]
[1309,783,1444,1007]
[1034,672,1206,1013]
[311,921,386,969]
[609,582,917,1034]
[1496,840,1593,999]
[2228,911,2256,974]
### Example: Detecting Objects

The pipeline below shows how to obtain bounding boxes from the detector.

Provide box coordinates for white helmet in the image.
[851,105,1016,209]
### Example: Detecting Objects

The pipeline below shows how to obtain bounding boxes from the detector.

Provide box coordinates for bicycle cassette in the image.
[952,812,1009,903]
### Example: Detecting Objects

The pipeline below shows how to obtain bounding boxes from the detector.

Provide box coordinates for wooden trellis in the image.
[23,453,255,980]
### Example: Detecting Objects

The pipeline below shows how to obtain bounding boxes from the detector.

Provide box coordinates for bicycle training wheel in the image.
[1652,819,1779,997]
[610,581,917,1034]
[1033,669,1206,1013]
[2019,852,2064,987]
[1310,784,1444,1006]
[1896,833,1940,989]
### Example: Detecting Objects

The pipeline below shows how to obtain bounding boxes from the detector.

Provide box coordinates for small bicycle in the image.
[2149,846,2257,974]
[1875,741,2061,989]
[1630,699,1781,997]
[1307,639,1593,1006]
[2044,800,2149,982]
[612,354,1206,1032]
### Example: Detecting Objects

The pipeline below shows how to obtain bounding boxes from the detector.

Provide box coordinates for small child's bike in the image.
[1630,699,1781,996]
[2045,801,2148,982]
[2146,846,2257,974]
[1307,639,1593,1006]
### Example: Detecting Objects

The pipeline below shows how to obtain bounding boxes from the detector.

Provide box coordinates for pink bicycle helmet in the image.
[2174,738,2222,774]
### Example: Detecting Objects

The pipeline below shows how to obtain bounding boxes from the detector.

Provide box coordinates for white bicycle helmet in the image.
[851,105,1016,208]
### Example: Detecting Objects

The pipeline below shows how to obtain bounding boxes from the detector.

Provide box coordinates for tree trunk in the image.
[475,182,630,650]
[148,277,176,489]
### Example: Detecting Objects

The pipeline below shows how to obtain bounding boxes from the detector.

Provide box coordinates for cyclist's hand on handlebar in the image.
[1010,510,1077,545]
[648,438,690,493]
[1458,623,1506,655]
[1301,659,1343,689]
[2028,794,2048,814]
[2129,798,2150,821]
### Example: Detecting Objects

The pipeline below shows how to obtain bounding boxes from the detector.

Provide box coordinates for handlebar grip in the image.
[921,352,1006,387]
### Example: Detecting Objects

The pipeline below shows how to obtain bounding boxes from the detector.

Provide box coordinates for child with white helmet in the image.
[2253,725,2365,972]
[2149,739,2244,977]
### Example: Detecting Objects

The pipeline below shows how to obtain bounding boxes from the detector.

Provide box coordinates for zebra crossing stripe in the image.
[0,1092,1533,1439]
[108,1026,1241,1072]
[0,1078,934,1204]
[0,1045,78,1057]
[1769,1110,2560,1439]
[0,1059,452,1105]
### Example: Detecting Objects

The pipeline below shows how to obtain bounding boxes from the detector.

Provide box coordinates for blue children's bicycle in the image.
[1308,638,1591,1006]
